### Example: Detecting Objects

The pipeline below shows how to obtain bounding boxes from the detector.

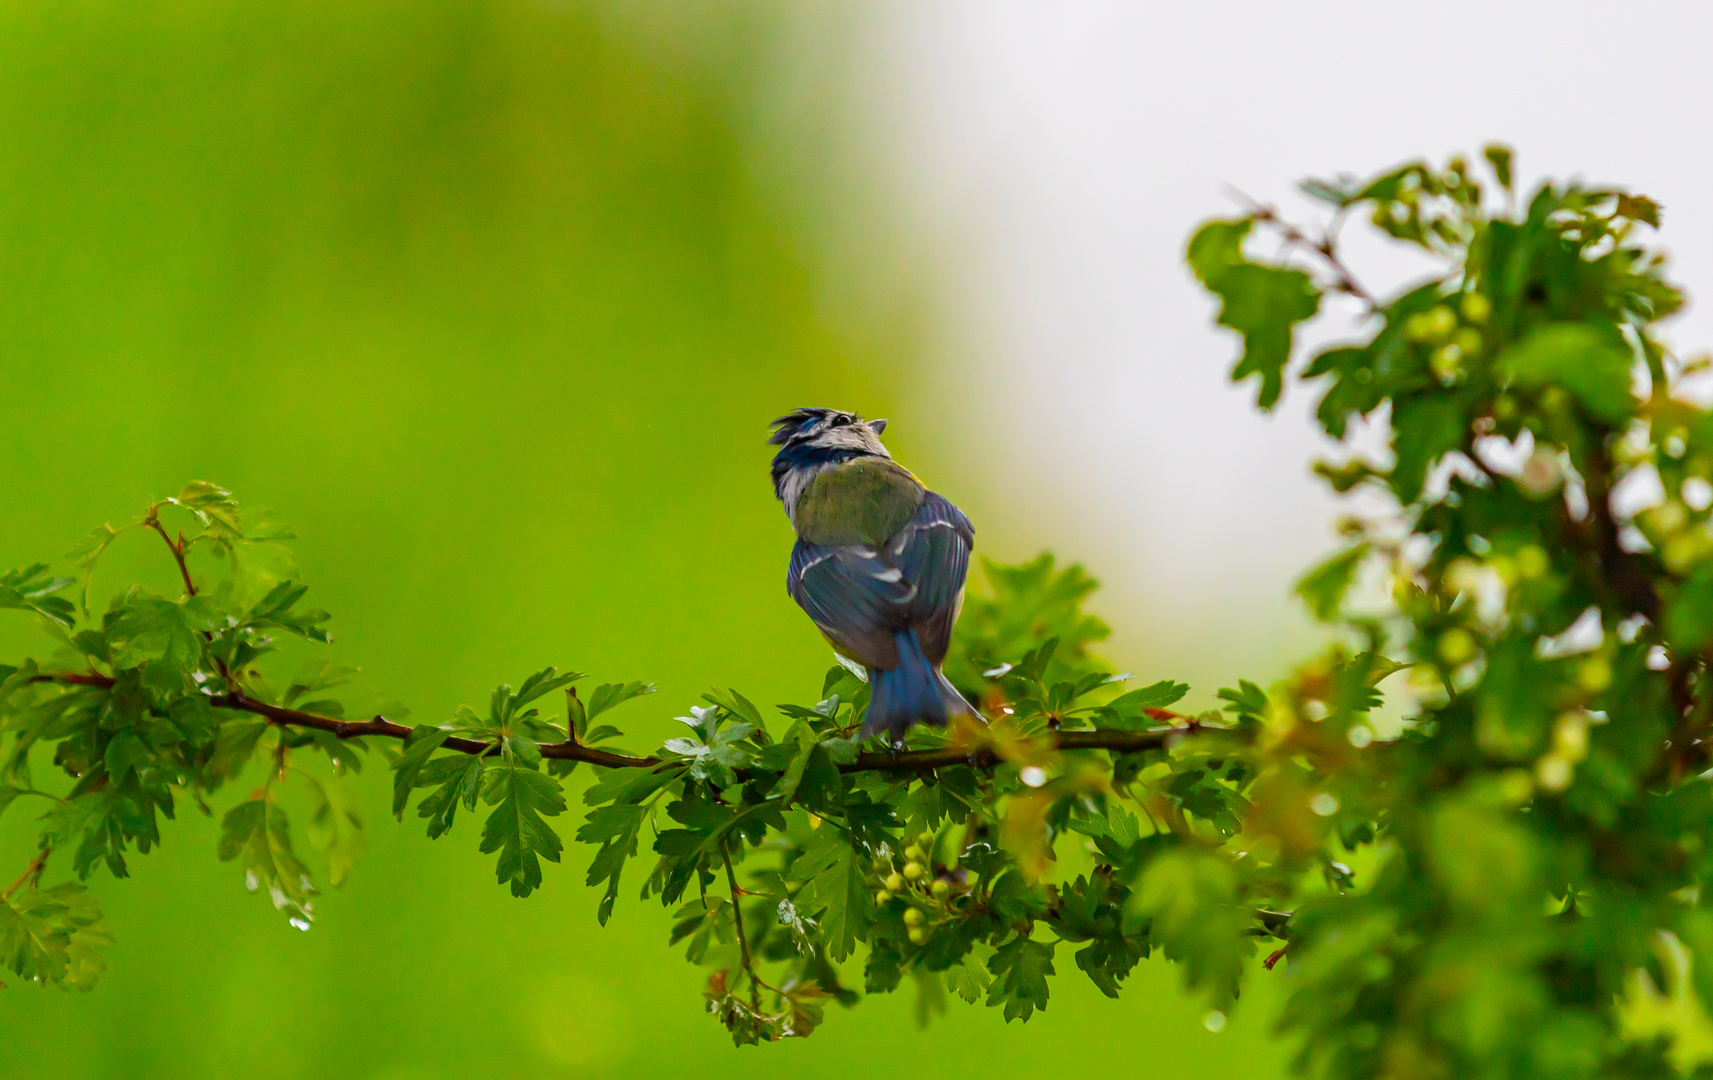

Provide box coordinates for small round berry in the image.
[903,862,924,881]
[1577,656,1612,694]
[884,872,904,892]
[876,889,893,904]
[931,880,950,898]
[1438,628,1477,665]
[907,927,928,945]
[903,908,924,927]
[917,830,936,847]
[904,845,924,863]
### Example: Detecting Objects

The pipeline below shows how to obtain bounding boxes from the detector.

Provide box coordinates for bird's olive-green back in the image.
[795,458,925,546]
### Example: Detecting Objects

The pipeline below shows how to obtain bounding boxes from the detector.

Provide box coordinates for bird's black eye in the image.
[832,414,851,427]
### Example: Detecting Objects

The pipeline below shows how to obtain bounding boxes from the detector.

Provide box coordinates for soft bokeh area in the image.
[0,2,1285,1078]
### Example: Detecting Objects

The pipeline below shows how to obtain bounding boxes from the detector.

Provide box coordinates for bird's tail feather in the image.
[862,628,975,742]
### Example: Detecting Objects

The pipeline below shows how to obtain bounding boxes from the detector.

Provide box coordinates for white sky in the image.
[835,0,1713,695]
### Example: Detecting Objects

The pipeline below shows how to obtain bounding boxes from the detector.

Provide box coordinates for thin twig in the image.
[147,519,197,599]
[722,841,764,1015]
[1,850,48,903]
[1224,187,1376,307]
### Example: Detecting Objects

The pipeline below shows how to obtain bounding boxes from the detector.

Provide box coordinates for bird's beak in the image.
[868,418,887,435]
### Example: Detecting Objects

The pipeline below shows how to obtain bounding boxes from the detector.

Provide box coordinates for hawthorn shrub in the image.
[5,147,1713,1076]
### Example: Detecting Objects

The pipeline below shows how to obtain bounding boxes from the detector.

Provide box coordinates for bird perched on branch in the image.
[770,407,978,741]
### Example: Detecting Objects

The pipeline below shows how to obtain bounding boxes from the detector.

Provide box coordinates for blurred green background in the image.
[0,2,1288,1076]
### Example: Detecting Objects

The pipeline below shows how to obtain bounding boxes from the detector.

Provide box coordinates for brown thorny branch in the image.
[28,670,1201,774]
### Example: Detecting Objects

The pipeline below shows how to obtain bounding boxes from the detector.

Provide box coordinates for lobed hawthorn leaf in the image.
[703,688,768,738]
[1296,543,1370,622]
[0,565,76,629]
[771,719,820,807]
[787,828,870,962]
[986,937,1055,1023]
[391,727,452,818]
[1132,848,1252,1009]
[246,581,331,643]
[0,881,112,990]
[1186,218,1322,411]
[217,797,315,925]
[170,481,242,542]
[942,949,993,1004]
[478,763,567,898]
[581,804,647,925]
[415,755,485,839]
[574,680,654,737]
[105,594,214,696]
[39,791,138,881]
[1100,680,1189,727]
[301,770,365,887]
[509,667,582,721]
[1389,395,1466,505]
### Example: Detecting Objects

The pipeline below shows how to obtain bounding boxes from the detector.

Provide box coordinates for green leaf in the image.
[1298,174,1363,208]
[1105,680,1189,719]
[1130,849,1252,1008]
[771,720,820,806]
[1483,143,1513,191]
[1390,395,1466,504]
[1218,680,1269,720]
[1187,218,1322,410]
[787,828,870,961]
[580,804,647,925]
[479,763,567,897]
[582,680,655,728]
[391,726,452,819]
[39,793,133,881]
[704,687,766,734]
[204,718,269,788]
[511,667,583,714]
[246,581,332,643]
[66,523,129,614]
[986,937,1055,1022]
[1499,323,1635,426]
[283,659,359,708]
[170,481,243,541]
[415,755,485,839]
[1669,566,1713,650]
[0,881,112,990]
[0,565,76,629]
[301,771,365,887]
[106,595,210,695]
[217,797,315,925]
[102,732,153,786]
[1295,543,1370,621]
[943,949,994,1004]
[1615,192,1663,229]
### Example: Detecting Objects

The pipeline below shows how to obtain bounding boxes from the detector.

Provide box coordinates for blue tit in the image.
[769,407,979,741]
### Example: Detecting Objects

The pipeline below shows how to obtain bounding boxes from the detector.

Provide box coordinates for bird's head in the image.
[768,407,890,499]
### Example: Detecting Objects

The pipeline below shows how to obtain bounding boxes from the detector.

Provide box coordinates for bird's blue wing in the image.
[887,492,974,664]
[786,491,974,671]
[787,540,912,670]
